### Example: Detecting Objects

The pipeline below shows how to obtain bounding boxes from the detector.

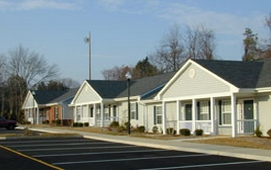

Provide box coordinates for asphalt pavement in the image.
[17,126,271,162]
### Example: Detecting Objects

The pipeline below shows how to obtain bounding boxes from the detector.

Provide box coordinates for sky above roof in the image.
[1,0,271,83]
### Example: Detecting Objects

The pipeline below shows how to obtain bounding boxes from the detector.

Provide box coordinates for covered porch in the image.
[162,93,257,137]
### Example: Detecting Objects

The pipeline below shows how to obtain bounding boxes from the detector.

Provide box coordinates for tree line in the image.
[103,12,271,80]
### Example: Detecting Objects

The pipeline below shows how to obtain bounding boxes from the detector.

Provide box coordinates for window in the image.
[76,106,81,121]
[198,101,210,120]
[185,104,192,120]
[220,100,231,125]
[154,105,162,124]
[89,107,93,117]
[130,103,138,120]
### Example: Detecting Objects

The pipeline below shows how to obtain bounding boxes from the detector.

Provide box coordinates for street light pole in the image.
[84,32,91,80]
[125,71,131,135]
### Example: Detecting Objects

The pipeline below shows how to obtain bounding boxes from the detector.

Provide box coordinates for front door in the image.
[244,100,254,133]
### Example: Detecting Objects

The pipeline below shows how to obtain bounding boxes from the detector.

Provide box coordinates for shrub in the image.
[152,126,158,133]
[137,126,145,133]
[42,120,49,124]
[73,122,78,127]
[78,123,83,127]
[109,121,119,128]
[166,128,176,135]
[180,128,191,136]
[254,125,262,137]
[117,126,126,132]
[267,129,271,138]
[194,129,204,136]
[84,122,89,127]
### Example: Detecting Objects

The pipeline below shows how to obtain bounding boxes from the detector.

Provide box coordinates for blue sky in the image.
[1,0,271,83]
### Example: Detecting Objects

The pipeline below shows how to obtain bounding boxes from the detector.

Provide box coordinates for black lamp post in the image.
[125,71,131,135]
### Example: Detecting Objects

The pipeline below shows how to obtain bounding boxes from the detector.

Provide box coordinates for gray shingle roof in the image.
[194,59,271,88]
[86,80,127,98]
[86,72,176,99]
[32,90,68,104]
[49,88,79,104]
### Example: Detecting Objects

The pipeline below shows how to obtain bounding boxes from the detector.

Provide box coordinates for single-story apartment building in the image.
[69,59,271,137]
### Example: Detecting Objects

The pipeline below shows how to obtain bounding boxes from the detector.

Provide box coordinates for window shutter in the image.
[154,106,157,125]
[208,101,211,120]
[197,102,200,120]
[136,103,139,120]
[218,100,222,125]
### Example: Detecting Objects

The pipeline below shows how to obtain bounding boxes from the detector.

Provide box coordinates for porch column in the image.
[100,102,104,127]
[192,98,197,133]
[231,93,237,138]
[162,101,166,135]
[37,108,40,124]
[210,97,216,135]
[93,104,96,126]
[73,106,76,122]
[176,100,181,135]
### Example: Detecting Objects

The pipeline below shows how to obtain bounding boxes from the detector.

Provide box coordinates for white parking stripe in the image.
[53,154,208,165]
[18,145,137,152]
[34,149,166,157]
[8,142,111,147]
[139,160,264,170]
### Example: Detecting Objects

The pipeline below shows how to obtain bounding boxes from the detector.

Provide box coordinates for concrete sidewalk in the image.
[20,127,271,162]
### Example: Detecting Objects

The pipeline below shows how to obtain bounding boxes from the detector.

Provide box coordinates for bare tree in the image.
[6,45,59,89]
[150,24,186,73]
[150,24,216,73]
[102,65,133,80]
[185,25,215,60]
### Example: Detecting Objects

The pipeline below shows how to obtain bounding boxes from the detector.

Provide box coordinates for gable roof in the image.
[48,88,79,104]
[118,71,176,99]
[86,80,127,98]
[85,72,176,100]
[32,90,68,104]
[194,59,271,88]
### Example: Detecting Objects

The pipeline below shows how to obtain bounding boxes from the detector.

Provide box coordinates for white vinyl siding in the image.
[75,83,100,103]
[163,64,231,98]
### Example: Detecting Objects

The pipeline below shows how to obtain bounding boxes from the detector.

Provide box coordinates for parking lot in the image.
[1,135,271,170]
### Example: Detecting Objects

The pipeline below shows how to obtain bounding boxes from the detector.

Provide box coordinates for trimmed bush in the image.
[109,121,119,128]
[84,122,89,127]
[78,123,83,127]
[194,129,204,136]
[267,129,271,138]
[180,128,191,136]
[73,122,78,127]
[254,125,262,137]
[137,126,145,133]
[42,120,49,124]
[152,126,158,133]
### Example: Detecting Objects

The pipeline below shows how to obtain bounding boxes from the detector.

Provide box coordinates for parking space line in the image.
[7,142,111,148]
[34,149,166,157]
[53,154,208,165]
[0,145,64,170]
[18,145,136,152]
[138,160,265,170]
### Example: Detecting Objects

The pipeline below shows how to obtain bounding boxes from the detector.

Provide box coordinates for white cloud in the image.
[0,0,80,11]
[97,0,125,12]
